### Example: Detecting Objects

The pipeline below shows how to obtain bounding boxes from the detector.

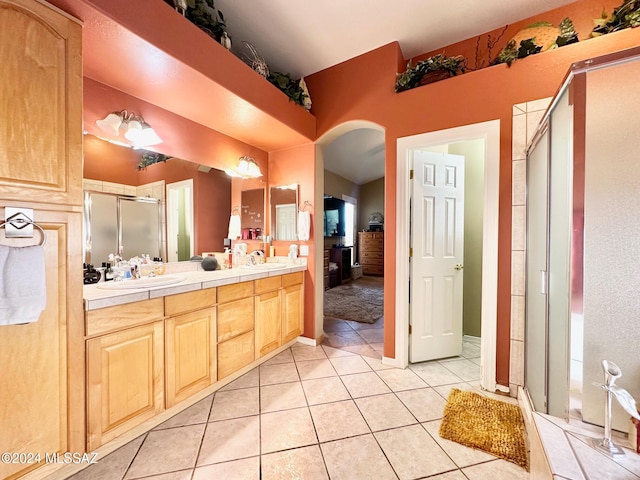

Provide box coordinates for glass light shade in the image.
[124,120,142,142]
[96,113,123,135]
[224,168,243,178]
[137,126,163,146]
[247,160,262,177]
[236,158,251,177]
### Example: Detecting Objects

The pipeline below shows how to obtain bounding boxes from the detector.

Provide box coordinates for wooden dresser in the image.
[323,249,330,290]
[358,232,384,276]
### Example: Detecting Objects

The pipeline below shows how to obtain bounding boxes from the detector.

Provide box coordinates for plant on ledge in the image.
[138,151,172,170]
[591,0,640,36]
[165,0,227,43]
[395,54,466,93]
[267,72,312,110]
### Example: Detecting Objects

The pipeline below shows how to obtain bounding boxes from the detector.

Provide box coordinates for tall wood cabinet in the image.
[358,232,384,276]
[0,1,83,478]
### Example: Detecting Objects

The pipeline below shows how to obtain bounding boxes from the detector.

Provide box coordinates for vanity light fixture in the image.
[224,155,263,178]
[96,110,163,147]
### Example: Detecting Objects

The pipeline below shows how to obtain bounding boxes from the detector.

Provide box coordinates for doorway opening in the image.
[166,179,194,262]
[397,120,500,392]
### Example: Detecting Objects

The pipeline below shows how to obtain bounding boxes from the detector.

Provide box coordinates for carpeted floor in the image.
[323,276,383,324]
[439,388,529,470]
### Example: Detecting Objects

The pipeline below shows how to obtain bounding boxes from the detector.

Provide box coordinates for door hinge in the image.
[409,169,414,180]
[409,247,412,257]
[409,324,412,335]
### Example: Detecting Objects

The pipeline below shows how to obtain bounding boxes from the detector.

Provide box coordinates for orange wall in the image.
[269,144,317,338]
[306,1,640,384]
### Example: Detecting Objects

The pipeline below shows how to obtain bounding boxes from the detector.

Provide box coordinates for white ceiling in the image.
[213,0,575,185]
[215,0,576,78]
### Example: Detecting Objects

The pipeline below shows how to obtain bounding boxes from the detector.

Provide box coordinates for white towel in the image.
[0,245,46,325]
[227,214,241,240]
[297,210,310,241]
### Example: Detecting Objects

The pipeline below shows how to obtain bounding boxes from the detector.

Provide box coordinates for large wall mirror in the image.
[240,188,265,239]
[270,184,298,241]
[83,134,246,265]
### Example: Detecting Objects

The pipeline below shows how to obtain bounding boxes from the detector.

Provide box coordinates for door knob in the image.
[455,264,464,271]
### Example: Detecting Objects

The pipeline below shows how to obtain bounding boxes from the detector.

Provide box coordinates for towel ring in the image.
[231,205,240,215]
[301,200,312,212]
[0,216,47,246]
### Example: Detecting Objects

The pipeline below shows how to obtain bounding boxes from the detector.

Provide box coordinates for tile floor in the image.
[68,341,528,480]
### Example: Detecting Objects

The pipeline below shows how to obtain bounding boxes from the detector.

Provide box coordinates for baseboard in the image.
[296,335,318,346]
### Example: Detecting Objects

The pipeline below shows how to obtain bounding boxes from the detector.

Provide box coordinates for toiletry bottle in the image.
[103,262,114,282]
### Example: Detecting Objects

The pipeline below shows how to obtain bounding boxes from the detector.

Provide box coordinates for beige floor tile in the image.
[340,371,391,398]
[261,445,329,480]
[133,470,193,480]
[375,424,457,480]
[323,318,354,333]
[329,355,372,375]
[408,362,464,386]
[362,355,395,371]
[192,457,259,480]
[259,362,300,385]
[301,376,351,406]
[156,395,213,430]
[309,400,370,442]
[461,341,481,359]
[370,342,385,353]
[321,344,357,358]
[125,424,205,478]
[197,416,260,466]
[323,330,368,348]
[422,420,497,468]
[69,435,145,480]
[462,459,529,479]
[340,343,382,359]
[261,407,318,454]
[427,471,469,480]
[321,434,397,480]
[355,393,417,431]
[291,344,328,361]
[376,367,428,391]
[262,348,294,365]
[295,358,337,380]
[356,328,385,344]
[260,381,308,413]
[396,388,447,422]
[209,387,259,421]
[433,382,481,401]
[439,358,482,381]
[219,368,259,391]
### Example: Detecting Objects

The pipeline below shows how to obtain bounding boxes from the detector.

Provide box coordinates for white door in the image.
[410,151,465,362]
[167,179,194,262]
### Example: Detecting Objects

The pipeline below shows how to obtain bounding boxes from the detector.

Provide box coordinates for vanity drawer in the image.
[255,276,281,294]
[217,297,254,343]
[282,271,303,288]
[218,281,254,304]
[86,298,164,337]
[165,288,217,317]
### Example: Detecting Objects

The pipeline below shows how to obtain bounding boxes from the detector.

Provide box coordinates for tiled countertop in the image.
[84,259,307,311]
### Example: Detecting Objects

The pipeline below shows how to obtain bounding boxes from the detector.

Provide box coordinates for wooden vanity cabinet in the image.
[217,281,255,379]
[165,288,217,408]
[86,320,164,451]
[255,276,282,357]
[282,272,304,343]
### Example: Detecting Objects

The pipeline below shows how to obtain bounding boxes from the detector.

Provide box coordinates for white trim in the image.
[296,336,317,346]
[396,120,500,392]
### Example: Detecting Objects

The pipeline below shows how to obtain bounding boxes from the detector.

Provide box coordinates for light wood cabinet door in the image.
[282,283,304,343]
[165,308,217,408]
[218,330,255,380]
[255,290,281,358]
[0,210,84,479]
[87,322,164,451]
[0,0,82,206]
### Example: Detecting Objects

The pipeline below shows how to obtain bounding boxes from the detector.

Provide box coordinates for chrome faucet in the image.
[246,250,265,265]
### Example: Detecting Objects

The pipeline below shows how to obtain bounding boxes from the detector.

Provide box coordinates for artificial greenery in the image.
[267,72,311,110]
[592,0,640,36]
[165,0,227,42]
[395,54,466,92]
[138,152,172,170]
[494,18,578,67]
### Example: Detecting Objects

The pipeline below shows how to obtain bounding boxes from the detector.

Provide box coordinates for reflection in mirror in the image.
[83,134,231,265]
[270,184,298,241]
[240,188,265,239]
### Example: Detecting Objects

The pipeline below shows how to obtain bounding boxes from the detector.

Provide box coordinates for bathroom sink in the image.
[241,263,288,271]
[96,275,186,290]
